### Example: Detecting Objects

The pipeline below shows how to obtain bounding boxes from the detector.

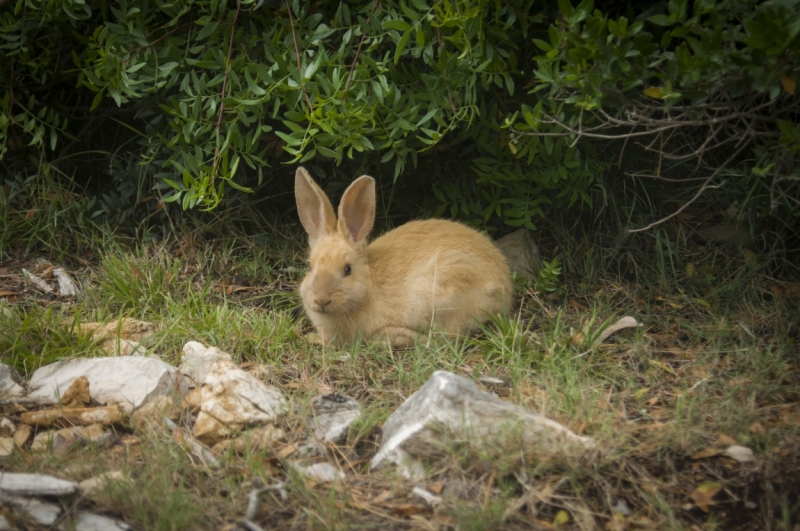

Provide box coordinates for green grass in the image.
[1,178,799,530]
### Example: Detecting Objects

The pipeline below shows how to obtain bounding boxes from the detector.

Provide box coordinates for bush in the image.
[1,0,798,234]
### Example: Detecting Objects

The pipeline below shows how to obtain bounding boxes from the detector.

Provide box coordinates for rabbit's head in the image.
[295,167,375,316]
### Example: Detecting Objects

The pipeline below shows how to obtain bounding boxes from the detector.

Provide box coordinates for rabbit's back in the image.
[367,219,512,335]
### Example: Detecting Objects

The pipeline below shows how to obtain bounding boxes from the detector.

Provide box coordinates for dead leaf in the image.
[569,298,588,311]
[749,422,766,435]
[644,87,663,99]
[428,482,444,494]
[594,316,640,346]
[690,481,721,512]
[782,74,796,95]
[277,443,298,458]
[743,248,757,266]
[692,447,723,460]
[371,490,393,504]
[718,434,736,446]
[571,331,585,347]
[0,290,18,298]
[649,359,676,375]
[686,263,695,278]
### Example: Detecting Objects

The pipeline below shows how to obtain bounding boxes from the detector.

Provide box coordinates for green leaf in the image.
[648,14,674,26]
[394,29,412,64]
[383,19,412,32]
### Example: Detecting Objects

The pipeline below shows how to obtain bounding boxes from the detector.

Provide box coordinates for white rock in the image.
[53,267,80,296]
[0,417,15,436]
[289,461,345,482]
[412,486,442,507]
[0,437,14,457]
[71,511,132,530]
[371,371,595,473]
[188,365,287,429]
[0,472,78,496]
[78,471,125,496]
[26,357,184,413]
[1,495,61,526]
[307,393,361,444]
[0,364,25,401]
[179,341,235,385]
[723,444,756,463]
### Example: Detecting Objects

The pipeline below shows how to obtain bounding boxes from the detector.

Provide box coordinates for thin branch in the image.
[626,141,751,233]
[344,0,380,98]
[211,0,242,173]
[285,0,314,113]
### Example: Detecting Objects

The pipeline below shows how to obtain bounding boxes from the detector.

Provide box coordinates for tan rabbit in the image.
[295,167,513,349]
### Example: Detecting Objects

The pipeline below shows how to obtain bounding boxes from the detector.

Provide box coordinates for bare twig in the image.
[344,0,380,98]
[626,140,750,233]
[284,0,314,113]
[211,0,243,173]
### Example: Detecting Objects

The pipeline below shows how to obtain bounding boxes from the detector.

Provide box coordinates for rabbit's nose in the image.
[315,298,331,309]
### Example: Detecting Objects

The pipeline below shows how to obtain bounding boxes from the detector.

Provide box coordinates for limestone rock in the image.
[13,424,32,449]
[0,364,24,401]
[494,229,542,282]
[78,471,126,497]
[26,357,183,413]
[289,461,345,482]
[306,393,361,444]
[0,495,61,526]
[79,319,156,356]
[179,341,235,385]
[192,411,234,443]
[30,425,113,455]
[72,511,133,530]
[0,417,15,436]
[371,371,595,475]
[21,405,124,428]
[211,425,285,454]
[130,395,182,432]
[0,472,78,496]
[0,437,14,457]
[60,376,91,407]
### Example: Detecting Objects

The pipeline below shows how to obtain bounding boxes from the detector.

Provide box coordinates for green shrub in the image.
[1,0,797,232]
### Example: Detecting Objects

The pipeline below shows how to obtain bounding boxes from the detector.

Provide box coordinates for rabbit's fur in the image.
[295,167,513,348]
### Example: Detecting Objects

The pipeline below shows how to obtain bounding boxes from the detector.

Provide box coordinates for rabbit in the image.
[295,166,513,349]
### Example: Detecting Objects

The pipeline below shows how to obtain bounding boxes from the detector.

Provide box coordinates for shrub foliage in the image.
[1,0,798,230]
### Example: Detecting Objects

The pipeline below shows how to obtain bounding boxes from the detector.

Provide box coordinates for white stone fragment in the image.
[0,364,25,401]
[371,371,595,472]
[289,461,345,482]
[179,341,235,385]
[0,472,78,496]
[307,393,361,444]
[723,445,756,463]
[53,267,80,296]
[21,269,52,293]
[412,486,442,508]
[0,495,61,526]
[0,438,14,457]
[0,417,15,436]
[71,511,133,530]
[78,471,125,496]
[26,357,184,413]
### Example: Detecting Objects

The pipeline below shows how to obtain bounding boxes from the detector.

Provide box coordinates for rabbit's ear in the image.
[295,167,337,247]
[338,175,375,246]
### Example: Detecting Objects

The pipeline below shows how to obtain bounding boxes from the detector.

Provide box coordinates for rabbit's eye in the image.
[344,264,351,276]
